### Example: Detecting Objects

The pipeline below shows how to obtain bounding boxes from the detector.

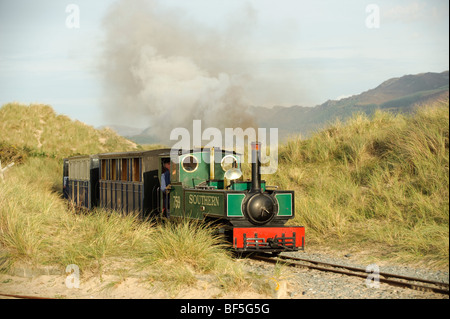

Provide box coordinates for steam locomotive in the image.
[63,142,305,253]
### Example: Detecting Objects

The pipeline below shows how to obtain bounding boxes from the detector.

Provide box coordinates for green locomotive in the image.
[63,142,305,253]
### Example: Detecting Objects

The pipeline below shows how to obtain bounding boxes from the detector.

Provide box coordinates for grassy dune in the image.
[265,101,449,267]
[0,158,265,292]
[1,99,448,294]
[0,103,138,158]
[0,103,271,293]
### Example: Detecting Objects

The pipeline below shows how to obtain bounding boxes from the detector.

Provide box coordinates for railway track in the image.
[0,293,55,299]
[251,254,449,295]
[2,255,447,299]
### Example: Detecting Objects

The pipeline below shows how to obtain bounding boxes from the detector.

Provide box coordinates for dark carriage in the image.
[64,155,100,209]
[97,149,170,217]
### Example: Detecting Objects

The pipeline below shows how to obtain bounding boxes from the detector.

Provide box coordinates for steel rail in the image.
[278,255,449,287]
[251,254,449,295]
[0,292,56,299]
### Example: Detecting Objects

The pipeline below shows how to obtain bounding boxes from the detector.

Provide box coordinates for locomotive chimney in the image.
[250,141,261,193]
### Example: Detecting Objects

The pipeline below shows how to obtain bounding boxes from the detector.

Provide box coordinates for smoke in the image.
[98,0,258,143]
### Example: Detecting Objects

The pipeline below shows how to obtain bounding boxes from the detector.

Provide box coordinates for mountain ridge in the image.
[250,70,449,140]
[104,71,449,143]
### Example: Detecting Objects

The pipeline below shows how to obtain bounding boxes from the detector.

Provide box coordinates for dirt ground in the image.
[0,273,262,299]
[0,259,282,299]
[1,249,447,299]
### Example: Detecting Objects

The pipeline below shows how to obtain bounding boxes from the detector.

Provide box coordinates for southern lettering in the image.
[188,194,220,207]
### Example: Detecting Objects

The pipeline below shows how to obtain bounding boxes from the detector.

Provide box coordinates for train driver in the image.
[161,159,171,217]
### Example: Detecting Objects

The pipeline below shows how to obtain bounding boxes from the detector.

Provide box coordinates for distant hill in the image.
[356,71,449,105]
[0,103,138,159]
[250,71,449,140]
[104,71,449,144]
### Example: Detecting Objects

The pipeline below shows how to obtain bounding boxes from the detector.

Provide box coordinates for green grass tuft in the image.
[265,101,449,267]
[0,103,138,159]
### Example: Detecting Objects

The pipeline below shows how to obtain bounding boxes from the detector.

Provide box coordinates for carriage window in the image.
[69,162,73,179]
[182,155,198,173]
[63,160,69,177]
[121,159,128,181]
[132,158,140,182]
[81,161,86,180]
[111,159,117,180]
[101,160,106,180]
[75,161,81,180]
[81,160,90,180]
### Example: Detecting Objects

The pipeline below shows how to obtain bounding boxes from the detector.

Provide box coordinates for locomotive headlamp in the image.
[224,167,243,181]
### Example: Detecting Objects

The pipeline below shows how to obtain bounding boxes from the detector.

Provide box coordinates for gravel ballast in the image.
[240,250,449,299]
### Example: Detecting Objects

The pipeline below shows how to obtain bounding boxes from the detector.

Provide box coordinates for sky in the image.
[0,0,448,129]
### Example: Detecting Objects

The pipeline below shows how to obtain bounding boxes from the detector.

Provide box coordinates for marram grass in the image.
[0,102,138,159]
[1,100,448,293]
[0,157,268,292]
[265,101,449,267]
[0,102,275,293]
